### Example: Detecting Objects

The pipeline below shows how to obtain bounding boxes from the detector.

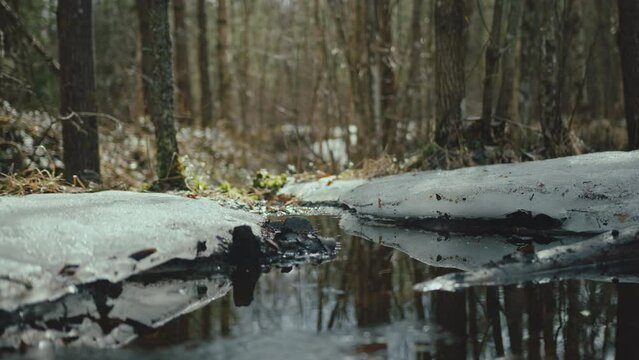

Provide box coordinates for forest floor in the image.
[0,100,630,215]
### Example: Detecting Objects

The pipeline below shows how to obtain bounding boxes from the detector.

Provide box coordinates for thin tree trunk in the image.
[172,0,193,125]
[238,0,251,130]
[542,283,558,359]
[518,0,539,126]
[432,267,467,359]
[494,0,523,143]
[216,0,231,125]
[434,0,465,149]
[327,0,372,160]
[467,288,480,360]
[617,0,639,150]
[503,285,524,357]
[354,242,393,327]
[377,0,396,154]
[480,0,504,144]
[57,0,100,183]
[565,281,580,360]
[539,0,572,157]
[137,0,183,189]
[616,283,639,358]
[487,287,505,357]
[397,0,423,158]
[527,286,542,360]
[197,0,213,127]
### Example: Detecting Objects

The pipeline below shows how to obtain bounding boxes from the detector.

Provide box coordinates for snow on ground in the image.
[0,191,262,310]
[340,151,639,232]
[278,176,367,205]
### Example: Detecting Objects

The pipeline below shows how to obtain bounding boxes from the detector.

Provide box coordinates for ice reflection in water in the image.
[127,216,628,359]
[4,215,639,359]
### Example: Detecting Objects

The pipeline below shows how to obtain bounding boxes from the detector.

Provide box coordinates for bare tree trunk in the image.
[57,0,100,183]
[617,0,639,150]
[216,0,231,125]
[354,242,393,327]
[377,0,396,154]
[487,287,505,357]
[616,283,639,358]
[434,0,465,149]
[238,0,252,129]
[542,283,558,359]
[327,0,372,159]
[503,285,524,357]
[364,1,380,156]
[518,0,539,126]
[565,281,580,360]
[467,288,480,360]
[432,268,467,359]
[539,0,572,157]
[527,286,542,360]
[480,0,504,144]
[494,0,523,143]
[172,0,193,125]
[197,0,213,127]
[397,0,423,158]
[137,0,183,189]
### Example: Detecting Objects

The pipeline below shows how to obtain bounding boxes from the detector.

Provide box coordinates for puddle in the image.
[3,215,639,359]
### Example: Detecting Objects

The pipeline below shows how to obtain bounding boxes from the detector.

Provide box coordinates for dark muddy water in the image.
[4,215,639,359]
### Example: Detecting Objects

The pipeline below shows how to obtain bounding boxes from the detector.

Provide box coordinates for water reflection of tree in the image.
[131,218,622,359]
[431,268,467,360]
[616,283,639,359]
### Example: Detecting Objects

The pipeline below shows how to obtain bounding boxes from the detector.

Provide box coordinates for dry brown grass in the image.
[0,168,68,195]
[340,154,401,179]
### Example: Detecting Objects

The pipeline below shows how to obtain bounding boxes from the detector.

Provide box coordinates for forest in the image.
[2,0,639,359]
[1,0,637,191]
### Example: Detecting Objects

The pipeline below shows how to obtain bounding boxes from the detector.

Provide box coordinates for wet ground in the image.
[3,215,639,359]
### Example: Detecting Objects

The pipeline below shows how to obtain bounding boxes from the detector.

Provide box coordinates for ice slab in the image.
[0,191,262,310]
[278,176,367,205]
[340,151,639,232]
[414,226,639,292]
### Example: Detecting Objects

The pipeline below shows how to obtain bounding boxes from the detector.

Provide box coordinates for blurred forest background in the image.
[1,0,638,192]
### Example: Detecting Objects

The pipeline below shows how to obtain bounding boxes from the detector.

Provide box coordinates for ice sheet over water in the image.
[414,226,639,292]
[0,191,262,310]
[340,151,639,232]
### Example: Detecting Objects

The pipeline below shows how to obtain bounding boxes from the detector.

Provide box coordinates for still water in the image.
[4,215,639,359]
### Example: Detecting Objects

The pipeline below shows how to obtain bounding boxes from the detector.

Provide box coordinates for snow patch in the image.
[0,191,262,310]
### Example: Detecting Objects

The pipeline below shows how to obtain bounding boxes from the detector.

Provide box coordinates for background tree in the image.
[377,0,396,154]
[172,0,193,125]
[197,0,213,127]
[434,0,466,149]
[57,0,100,183]
[217,0,231,126]
[538,0,572,157]
[494,0,523,143]
[480,0,504,144]
[617,0,639,150]
[137,0,183,189]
